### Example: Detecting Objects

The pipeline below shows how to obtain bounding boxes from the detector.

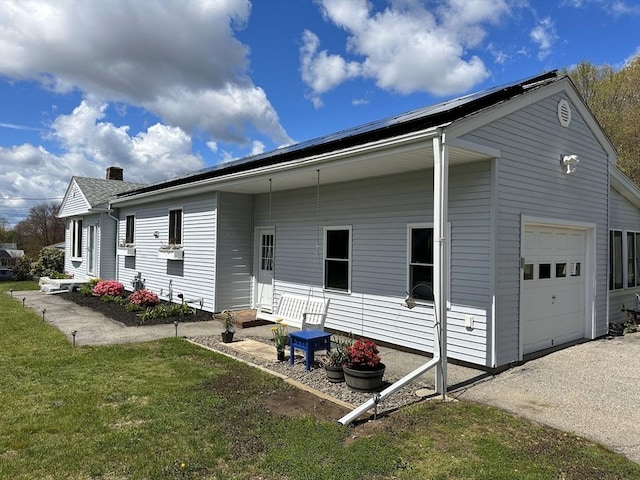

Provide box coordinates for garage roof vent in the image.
[557,99,571,127]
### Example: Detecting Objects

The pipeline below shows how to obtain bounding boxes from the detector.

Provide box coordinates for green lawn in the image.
[2,282,639,479]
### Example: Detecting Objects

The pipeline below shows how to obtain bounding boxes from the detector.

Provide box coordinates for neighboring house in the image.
[608,166,640,324]
[0,243,25,267]
[57,167,146,282]
[62,72,640,369]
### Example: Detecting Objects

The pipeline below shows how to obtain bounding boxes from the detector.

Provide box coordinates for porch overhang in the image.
[110,128,498,206]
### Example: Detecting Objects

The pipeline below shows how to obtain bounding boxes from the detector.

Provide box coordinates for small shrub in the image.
[128,289,159,307]
[79,278,100,296]
[100,294,127,305]
[125,302,141,312]
[92,280,124,297]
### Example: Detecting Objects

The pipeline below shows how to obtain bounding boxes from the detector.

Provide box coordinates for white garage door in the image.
[521,225,586,355]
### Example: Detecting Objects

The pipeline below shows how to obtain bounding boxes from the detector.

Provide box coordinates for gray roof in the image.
[74,177,146,207]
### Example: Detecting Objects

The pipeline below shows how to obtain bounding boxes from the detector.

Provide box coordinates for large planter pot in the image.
[221,331,234,343]
[324,364,345,383]
[343,364,386,392]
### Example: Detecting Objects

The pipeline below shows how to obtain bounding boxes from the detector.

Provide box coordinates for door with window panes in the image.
[521,225,586,354]
[255,227,274,312]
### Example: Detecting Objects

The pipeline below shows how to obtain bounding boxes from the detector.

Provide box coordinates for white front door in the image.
[521,225,587,354]
[87,224,97,276]
[255,227,274,312]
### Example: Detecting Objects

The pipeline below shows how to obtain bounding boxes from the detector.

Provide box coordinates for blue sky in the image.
[1,0,638,226]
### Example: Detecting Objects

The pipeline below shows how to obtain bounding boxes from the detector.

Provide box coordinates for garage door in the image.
[521,225,586,355]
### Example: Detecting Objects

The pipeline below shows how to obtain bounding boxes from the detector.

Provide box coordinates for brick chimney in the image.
[106,166,123,181]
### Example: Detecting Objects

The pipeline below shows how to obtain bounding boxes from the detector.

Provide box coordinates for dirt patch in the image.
[263,388,350,421]
[60,291,212,327]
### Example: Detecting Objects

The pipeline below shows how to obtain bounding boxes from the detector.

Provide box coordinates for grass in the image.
[2,280,639,479]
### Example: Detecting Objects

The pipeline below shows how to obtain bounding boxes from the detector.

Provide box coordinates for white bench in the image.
[39,277,87,294]
[256,293,330,330]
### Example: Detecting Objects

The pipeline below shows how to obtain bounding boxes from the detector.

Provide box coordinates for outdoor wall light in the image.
[561,154,579,174]
[153,231,160,238]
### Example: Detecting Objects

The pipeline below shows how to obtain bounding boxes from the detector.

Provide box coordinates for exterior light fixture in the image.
[71,330,77,347]
[153,231,160,238]
[22,297,26,308]
[561,154,579,174]
[42,309,47,322]
[174,320,179,337]
[9,289,13,298]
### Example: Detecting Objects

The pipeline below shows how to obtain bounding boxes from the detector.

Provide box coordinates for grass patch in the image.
[1,291,639,479]
[0,279,40,292]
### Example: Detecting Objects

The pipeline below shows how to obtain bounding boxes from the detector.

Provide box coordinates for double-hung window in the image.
[71,219,83,259]
[627,232,640,288]
[610,230,640,290]
[324,227,351,292]
[408,225,435,301]
[125,215,135,245]
[168,209,182,246]
[610,230,624,290]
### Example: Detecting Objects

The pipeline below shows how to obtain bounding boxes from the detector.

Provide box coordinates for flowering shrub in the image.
[345,339,382,369]
[127,289,159,307]
[92,280,124,297]
[271,318,289,350]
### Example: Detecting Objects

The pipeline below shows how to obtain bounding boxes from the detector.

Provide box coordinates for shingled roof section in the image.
[74,177,147,208]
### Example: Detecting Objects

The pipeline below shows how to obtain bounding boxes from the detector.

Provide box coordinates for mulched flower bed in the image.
[59,291,212,327]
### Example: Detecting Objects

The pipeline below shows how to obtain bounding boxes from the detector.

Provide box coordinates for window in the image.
[168,209,182,245]
[610,230,623,290]
[324,227,351,292]
[409,226,434,301]
[71,219,82,259]
[628,232,640,288]
[125,215,135,244]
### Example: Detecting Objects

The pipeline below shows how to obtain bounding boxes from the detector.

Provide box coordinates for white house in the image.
[61,72,640,369]
[57,167,146,281]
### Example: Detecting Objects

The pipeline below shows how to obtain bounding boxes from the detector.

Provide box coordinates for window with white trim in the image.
[71,219,83,259]
[125,215,135,245]
[324,227,351,292]
[408,225,434,301]
[628,231,640,288]
[610,230,623,290]
[168,209,182,245]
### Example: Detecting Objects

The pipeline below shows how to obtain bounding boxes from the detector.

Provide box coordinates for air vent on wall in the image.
[557,99,571,127]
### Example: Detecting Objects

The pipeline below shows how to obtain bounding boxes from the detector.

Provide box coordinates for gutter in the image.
[338,128,450,426]
[106,207,120,282]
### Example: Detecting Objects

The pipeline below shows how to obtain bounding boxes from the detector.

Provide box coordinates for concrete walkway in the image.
[13,290,640,464]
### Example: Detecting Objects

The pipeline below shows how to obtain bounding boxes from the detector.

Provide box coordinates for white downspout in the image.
[338,129,449,426]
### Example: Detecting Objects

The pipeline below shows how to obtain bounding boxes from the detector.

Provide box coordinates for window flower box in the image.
[158,247,183,260]
[117,246,136,257]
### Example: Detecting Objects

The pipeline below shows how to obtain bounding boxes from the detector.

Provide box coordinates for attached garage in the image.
[520,222,594,355]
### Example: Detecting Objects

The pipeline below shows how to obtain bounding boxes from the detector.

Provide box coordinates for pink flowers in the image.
[346,339,382,369]
[128,289,159,307]
[92,280,124,297]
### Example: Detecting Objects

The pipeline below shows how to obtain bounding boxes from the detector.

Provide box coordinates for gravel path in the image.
[190,335,435,417]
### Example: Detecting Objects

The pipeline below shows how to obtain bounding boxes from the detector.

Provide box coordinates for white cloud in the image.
[530,17,557,60]
[0,0,292,146]
[300,0,510,104]
[0,98,206,225]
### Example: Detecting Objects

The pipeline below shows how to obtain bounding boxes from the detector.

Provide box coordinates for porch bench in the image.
[256,293,330,330]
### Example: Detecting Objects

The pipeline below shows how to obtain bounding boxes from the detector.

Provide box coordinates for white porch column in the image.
[432,131,449,397]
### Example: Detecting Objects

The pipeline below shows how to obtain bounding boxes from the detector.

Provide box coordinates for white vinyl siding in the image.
[608,186,640,324]
[116,193,217,311]
[461,93,609,365]
[253,164,492,366]
[215,192,253,311]
[58,181,90,217]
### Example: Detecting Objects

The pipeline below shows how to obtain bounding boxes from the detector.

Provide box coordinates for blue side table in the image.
[289,330,332,370]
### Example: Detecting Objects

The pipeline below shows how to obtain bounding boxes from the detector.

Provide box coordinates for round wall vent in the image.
[557,99,571,127]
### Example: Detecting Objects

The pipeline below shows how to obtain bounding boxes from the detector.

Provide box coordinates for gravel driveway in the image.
[455,333,640,464]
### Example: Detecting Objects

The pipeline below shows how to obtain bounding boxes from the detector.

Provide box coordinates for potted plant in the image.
[220,310,235,343]
[323,336,351,383]
[117,240,136,256]
[271,318,289,361]
[343,338,385,391]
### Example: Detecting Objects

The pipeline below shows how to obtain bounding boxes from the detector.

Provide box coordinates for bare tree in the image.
[14,203,65,257]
